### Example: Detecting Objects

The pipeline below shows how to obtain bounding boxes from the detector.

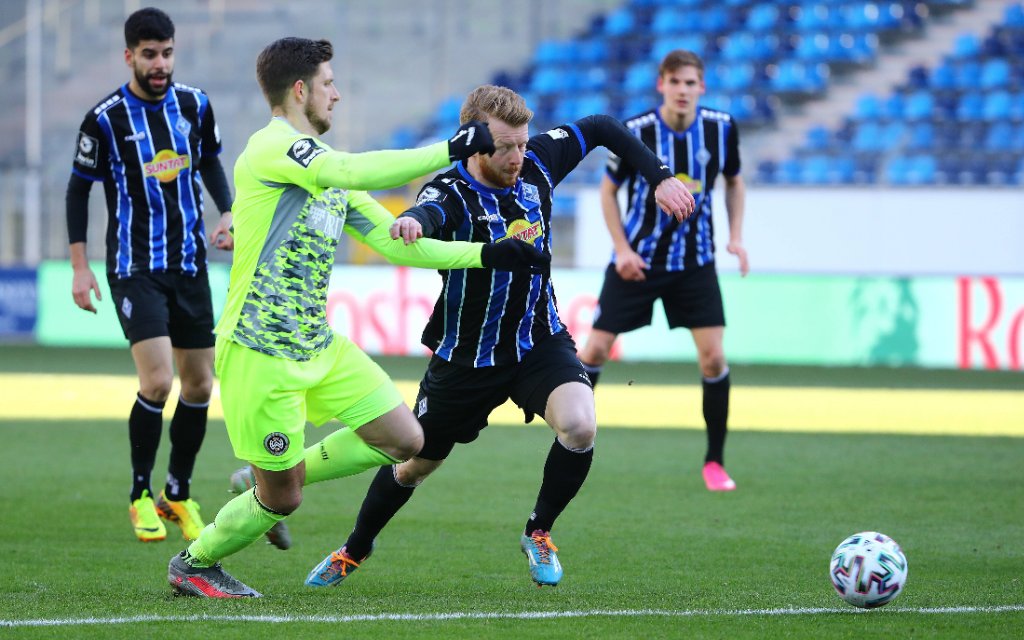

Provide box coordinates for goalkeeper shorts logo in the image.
[264,432,290,456]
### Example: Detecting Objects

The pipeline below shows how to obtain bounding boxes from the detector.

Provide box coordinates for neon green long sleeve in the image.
[315,141,451,191]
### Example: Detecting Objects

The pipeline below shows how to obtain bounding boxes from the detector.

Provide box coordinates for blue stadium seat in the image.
[603,9,636,37]
[906,122,935,150]
[652,35,706,61]
[906,155,937,184]
[956,91,985,120]
[800,154,831,183]
[885,155,911,184]
[805,125,831,150]
[622,61,656,94]
[652,7,687,35]
[1005,3,1024,28]
[983,90,1013,120]
[853,93,882,120]
[951,33,981,59]
[985,121,1015,151]
[746,4,781,31]
[928,62,957,90]
[980,58,1011,89]
[904,91,934,120]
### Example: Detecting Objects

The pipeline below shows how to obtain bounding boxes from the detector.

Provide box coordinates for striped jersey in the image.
[71,82,223,278]
[607,106,740,272]
[415,122,598,368]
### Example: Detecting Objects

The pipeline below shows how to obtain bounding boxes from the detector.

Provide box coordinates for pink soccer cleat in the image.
[702,461,736,491]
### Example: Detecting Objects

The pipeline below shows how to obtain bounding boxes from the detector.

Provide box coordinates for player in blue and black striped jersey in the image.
[579,50,750,493]
[306,85,695,588]
[65,8,235,544]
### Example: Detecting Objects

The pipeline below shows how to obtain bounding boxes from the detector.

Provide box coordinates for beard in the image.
[304,100,331,135]
[479,156,519,188]
[134,67,172,99]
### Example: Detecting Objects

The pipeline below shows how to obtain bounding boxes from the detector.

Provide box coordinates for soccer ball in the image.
[829,531,908,609]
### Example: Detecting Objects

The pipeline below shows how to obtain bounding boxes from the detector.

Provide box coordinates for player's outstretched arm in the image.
[315,122,494,192]
[346,192,547,273]
[574,114,695,220]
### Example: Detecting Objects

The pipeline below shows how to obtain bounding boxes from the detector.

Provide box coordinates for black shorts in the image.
[106,271,215,348]
[591,262,725,334]
[414,330,590,460]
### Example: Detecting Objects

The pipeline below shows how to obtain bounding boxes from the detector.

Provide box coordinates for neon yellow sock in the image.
[304,426,400,485]
[186,488,284,566]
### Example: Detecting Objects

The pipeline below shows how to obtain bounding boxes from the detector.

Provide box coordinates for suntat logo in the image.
[501,219,543,244]
[144,149,190,183]
[676,172,703,194]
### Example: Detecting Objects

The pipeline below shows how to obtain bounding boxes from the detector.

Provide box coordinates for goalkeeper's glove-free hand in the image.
[480,240,550,274]
[448,121,496,161]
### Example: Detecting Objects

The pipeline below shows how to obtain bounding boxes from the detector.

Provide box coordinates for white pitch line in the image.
[3,605,1024,628]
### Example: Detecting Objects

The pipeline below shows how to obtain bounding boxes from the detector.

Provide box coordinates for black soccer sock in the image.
[702,368,731,465]
[525,438,594,535]
[166,395,209,501]
[129,393,165,502]
[580,361,602,387]
[346,465,417,560]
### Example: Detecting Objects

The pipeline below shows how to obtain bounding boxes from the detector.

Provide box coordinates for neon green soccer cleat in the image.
[129,490,166,542]
[155,490,205,541]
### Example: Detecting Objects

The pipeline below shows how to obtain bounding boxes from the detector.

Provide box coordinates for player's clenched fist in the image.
[480,239,550,274]
[448,120,496,161]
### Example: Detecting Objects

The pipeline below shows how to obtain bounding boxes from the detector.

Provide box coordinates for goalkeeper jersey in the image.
[216,117,481,361]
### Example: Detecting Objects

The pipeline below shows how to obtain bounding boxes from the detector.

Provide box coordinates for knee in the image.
[390,430,424,463]
[180,375,213,404]
[557,414,597,450]
[699,350,727,379]
[258,487,303,516]
[140,375,174,404]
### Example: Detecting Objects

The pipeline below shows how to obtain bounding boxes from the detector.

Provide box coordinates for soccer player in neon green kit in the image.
[167,37,547,597]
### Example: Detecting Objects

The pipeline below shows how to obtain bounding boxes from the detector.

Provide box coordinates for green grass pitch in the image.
[0,346,1021,638]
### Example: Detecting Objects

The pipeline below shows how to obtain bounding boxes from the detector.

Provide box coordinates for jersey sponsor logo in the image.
[144,149,191,183]
[123,131,147,142]
[545,127,569,140]
[175,116,191,137]
[75,132,99,168]
[416,186,445,205]
[500,218,543,244]
[521,182,540,205]
[263,432,290,456]
[675,172,703,193]
[287,137,326,167]
[306,202,345,239]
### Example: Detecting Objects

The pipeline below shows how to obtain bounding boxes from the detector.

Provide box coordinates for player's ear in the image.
[291,79,305,103]
[124,48,133,67]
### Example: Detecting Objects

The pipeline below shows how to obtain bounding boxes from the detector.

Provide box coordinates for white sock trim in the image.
[135,395,164,414]
[556,437,594,454]
[703,366,730,384]
[177,395,210,409]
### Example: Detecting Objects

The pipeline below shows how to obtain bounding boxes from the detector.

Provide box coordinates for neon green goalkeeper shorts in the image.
[214,334,404,471]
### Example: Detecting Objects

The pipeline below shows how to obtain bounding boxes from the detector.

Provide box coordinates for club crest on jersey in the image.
[288,137,326,167]
[521,182,540,204]
[145,149,190,183]
[416,186,445,205]
[264,432,289,456]
[175,117,191,137]
[76,132,99,168]
[696,148,712,167]
[675,172,703,193]
[500,218,542,244]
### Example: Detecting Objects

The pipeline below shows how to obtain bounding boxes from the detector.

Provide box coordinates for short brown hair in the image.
[256,37,333,108]
[460,85,533,127]
[659,49,704,79]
